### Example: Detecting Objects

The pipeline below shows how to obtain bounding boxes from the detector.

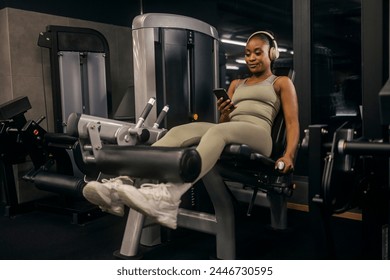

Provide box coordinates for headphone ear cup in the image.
[269,47,277,61]
[269,43,279,61]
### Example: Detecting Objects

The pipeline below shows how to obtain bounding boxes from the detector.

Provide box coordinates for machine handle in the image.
[135,97,156,128]
[35,116,46,125]
[338,140,390,156]
[153,105,169,129]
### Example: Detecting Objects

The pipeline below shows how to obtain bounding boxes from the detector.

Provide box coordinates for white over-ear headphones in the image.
[246,31,279,61]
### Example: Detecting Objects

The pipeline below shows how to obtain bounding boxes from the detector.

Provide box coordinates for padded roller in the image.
[95,146,201,183]
[66,112,81,137]
[34,172,86,197]
[44,133,78,148]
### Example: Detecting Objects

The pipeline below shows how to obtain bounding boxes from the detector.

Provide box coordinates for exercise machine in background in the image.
[0,95,169,224]
[38,25,112,133]
[132,13,220,128]
[303,75,390,259]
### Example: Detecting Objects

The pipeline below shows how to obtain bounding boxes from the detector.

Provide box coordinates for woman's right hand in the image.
[217,98,236,123]
[218,79,238,123]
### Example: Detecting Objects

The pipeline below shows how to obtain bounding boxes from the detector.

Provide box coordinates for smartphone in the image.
[213,88,230,102]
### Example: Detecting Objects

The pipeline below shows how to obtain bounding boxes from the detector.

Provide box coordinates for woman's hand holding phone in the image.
[213,88,236,122]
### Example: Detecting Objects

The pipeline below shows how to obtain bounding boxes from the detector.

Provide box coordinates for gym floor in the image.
[0,201,364,260]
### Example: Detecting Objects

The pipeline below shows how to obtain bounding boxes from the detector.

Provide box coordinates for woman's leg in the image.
[152,122,216,148]
[195,121,272,179]
[117,121,272,229]
[154,121,272,180]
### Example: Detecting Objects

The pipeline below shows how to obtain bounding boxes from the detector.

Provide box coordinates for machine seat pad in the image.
[221,144,276,170]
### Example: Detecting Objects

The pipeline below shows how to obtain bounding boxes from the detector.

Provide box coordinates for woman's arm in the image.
[274,76,300,173]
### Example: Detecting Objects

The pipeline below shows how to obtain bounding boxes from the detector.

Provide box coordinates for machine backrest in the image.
[270,108,286,159]
[269,68,295,160]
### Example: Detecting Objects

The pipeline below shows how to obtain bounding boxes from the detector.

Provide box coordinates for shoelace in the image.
[140,184,171,201]
[102,176,134,185]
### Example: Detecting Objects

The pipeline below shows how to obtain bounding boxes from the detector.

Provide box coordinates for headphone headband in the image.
[246,31,275,43]
[246,31,279,61]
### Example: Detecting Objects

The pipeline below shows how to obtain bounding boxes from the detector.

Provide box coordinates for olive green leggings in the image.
[152,121,272,182]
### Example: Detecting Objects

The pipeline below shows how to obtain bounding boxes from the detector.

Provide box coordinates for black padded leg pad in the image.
[95,146,201,183]
[34,172,86,197]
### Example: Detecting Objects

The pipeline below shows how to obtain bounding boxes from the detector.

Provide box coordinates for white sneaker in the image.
[117,183,182,229]
[83,176,134,216]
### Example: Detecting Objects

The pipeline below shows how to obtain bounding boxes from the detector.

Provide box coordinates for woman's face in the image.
[244,37,271,75]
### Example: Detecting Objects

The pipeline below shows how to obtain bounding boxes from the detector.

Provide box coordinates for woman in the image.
[83,31,300,229]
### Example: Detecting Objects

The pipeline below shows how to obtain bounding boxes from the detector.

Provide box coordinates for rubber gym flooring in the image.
[0,200,364,260]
